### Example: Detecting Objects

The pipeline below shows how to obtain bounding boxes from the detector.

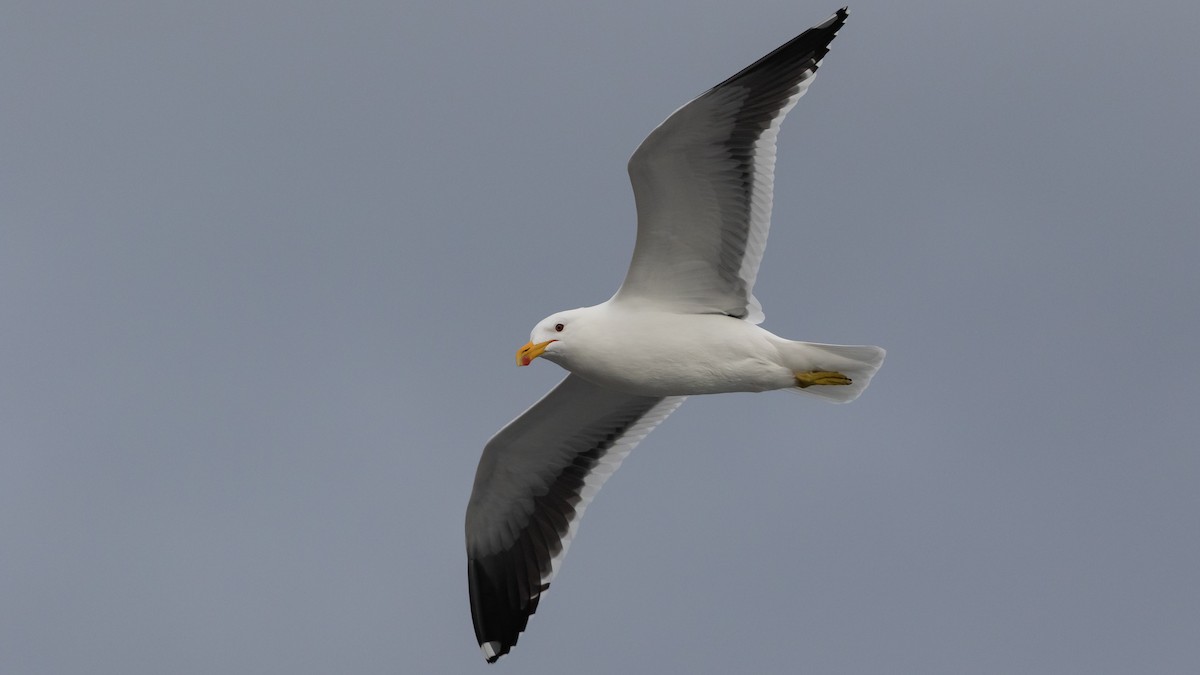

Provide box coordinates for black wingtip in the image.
[813,7,849,35]
[482,642,504,664]
[469,556,538,663]
[469,559,511,662]
[823,7,850,31]
[703,6,850,100]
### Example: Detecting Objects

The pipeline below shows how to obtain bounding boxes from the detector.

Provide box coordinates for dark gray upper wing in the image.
[465,375,685,662]
[613,8,849,323]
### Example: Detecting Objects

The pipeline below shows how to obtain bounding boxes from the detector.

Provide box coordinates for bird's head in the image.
[517,308,589,366]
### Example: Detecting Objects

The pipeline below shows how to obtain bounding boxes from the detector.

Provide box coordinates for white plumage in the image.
[465,8,883,662]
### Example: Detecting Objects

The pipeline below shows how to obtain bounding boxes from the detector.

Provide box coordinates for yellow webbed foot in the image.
[795,370,852,388]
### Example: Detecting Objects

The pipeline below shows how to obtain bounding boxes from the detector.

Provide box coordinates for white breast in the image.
[562,309,795,397]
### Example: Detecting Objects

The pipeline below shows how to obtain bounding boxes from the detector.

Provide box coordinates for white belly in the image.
[559,313,796,397]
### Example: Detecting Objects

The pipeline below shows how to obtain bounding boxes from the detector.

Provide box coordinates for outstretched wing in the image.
[465,375,685,662]
[613,8,849,323]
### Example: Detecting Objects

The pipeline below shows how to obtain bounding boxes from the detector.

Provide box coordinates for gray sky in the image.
[3,1,1198,673]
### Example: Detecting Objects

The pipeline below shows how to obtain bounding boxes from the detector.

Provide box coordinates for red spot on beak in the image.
[517,339,554,366]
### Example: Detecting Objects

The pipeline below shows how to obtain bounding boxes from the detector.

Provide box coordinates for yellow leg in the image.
[795,370,852,388]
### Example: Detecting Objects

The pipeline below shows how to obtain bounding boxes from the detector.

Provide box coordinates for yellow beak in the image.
[516,340,555,366]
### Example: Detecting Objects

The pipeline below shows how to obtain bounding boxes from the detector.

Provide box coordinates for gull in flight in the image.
[465,7,883,662]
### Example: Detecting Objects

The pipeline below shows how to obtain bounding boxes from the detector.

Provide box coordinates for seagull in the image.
[465,7,883,662]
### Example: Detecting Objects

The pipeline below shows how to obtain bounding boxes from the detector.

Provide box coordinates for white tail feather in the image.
[779,341,886,403]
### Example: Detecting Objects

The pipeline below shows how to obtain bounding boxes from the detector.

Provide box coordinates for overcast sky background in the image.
[3,1,1198,673]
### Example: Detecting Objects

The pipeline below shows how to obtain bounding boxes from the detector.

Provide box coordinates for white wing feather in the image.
[613,9,849,323]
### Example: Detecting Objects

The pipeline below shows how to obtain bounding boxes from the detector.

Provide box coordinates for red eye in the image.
[554,323,564,332]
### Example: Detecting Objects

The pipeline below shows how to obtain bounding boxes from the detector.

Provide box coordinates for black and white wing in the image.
[465,375,685,662]
[613,8,849,323]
